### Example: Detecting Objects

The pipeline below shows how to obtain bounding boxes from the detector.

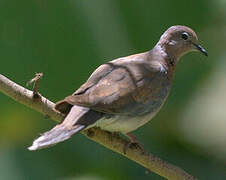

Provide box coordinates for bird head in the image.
[157,25,207,60]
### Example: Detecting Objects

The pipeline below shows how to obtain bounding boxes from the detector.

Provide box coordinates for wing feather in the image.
[55,52,166,115]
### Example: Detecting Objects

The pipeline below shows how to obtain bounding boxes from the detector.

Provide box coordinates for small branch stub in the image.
[27,72,43,98]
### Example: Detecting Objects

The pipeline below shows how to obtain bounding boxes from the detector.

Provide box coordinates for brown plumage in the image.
[29,25,207,150]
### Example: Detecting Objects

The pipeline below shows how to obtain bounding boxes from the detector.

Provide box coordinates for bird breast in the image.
[129,71,170,116]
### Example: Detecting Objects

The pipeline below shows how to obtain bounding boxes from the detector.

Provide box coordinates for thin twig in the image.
[27,72,43,98]
[0,74,197,180]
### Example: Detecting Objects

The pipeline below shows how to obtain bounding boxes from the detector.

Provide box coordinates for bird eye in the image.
[181,32,189,40]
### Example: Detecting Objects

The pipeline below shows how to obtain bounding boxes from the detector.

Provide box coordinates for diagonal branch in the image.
[0,74,197,180]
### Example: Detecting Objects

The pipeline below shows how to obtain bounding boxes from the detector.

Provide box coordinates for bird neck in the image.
[152,43,177,71]
[150,44,177,83]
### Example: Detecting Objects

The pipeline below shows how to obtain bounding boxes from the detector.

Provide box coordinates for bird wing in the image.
[54,50,168,115]
[55,56,158,115]
[65,61,139,114]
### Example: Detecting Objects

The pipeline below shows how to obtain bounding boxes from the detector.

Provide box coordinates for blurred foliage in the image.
[0,0,225,179]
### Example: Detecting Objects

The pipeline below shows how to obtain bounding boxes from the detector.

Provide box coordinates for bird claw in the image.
[123,133,145,154]
[123,141,145,154]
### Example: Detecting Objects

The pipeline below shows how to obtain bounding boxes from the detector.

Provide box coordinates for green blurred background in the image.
[0,0,225,179]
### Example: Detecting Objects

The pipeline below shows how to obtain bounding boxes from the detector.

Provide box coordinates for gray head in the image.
[157,25,207,60]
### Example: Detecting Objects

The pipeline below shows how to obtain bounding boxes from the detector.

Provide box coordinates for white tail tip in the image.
[28,125,85,151]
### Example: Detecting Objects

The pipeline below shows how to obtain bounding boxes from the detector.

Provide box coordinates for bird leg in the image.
[123,133,145,154]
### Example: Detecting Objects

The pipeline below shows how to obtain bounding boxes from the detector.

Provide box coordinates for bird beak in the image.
[192,43,208,56]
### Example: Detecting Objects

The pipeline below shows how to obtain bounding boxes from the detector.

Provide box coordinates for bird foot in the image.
[123,133,145,154]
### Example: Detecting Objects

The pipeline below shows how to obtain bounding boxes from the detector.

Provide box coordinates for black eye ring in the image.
[181,32,189,40]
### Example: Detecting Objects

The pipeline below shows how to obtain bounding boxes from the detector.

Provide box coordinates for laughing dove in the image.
[29,25,207,150]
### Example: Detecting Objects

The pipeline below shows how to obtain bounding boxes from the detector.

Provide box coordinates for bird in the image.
[29,25,207,151]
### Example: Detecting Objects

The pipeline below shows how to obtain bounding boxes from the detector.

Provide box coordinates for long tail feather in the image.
[28,124,85,151]
[28,105,103,151]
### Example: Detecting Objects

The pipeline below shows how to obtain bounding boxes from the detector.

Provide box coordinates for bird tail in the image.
[28,105,102,151]
[28,124,85,151]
